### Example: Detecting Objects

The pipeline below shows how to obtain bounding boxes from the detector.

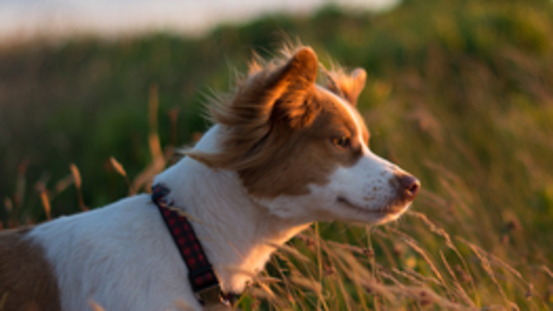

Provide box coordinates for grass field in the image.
[1,0,553,309]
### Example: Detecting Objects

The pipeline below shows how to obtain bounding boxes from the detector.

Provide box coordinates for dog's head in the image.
[188,47,420,225]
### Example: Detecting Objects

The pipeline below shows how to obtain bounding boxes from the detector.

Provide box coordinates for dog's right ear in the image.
[265,47,318,94]
[263,47,319,129]
[185,48,320,170]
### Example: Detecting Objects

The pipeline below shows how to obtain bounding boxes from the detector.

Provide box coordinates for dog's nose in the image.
[397,174,420,200]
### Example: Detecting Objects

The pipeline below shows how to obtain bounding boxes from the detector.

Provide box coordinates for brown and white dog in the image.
[0,46,420,310]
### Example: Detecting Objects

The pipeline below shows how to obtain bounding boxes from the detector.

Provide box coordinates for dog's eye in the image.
[332,136,350,148]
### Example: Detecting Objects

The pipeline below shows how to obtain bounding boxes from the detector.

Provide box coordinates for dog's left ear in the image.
[326,68,367,106]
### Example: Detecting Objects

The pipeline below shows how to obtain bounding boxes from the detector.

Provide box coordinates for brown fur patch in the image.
[186,46,369,198]
[0,228,61,311]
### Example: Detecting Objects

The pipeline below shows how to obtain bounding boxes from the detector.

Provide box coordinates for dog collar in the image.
[151,184,236,307]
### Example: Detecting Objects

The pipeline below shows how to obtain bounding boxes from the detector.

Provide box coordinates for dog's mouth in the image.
[336,196,409,216]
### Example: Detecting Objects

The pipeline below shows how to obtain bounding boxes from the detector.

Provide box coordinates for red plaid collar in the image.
[151,184,236,307]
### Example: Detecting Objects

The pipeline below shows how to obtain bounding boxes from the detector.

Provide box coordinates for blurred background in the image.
[0,0,396,41]
[1,0,553,309]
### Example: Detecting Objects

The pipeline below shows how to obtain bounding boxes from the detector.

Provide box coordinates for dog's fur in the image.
[0,46,420,311]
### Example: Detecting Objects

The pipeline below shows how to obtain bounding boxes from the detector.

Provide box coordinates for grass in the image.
[2,0,553,309]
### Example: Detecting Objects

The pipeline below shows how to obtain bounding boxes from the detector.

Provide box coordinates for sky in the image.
[0,0,397,41]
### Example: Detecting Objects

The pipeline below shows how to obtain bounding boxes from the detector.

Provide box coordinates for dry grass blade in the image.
[388,227,448,287]
[325,239,366,256]
[69,163,82,189]
[378,268,408,287]
[388,285,472,310]
[54,174,74,195]
[539,265,553,279]
[356,261,473,311]
[268,242,312,263]
[390,268,426,286]
[109,156,135,195]
[109,157,127,178]
[254,276,282,285]
[458,237,539,308]
[128,85,167,195]
[331,246,396,303]
[392,267,441,286]
[247,287,283,307]
[70,163,87,211]
[457,237,517,309]
[288,273,323,296]
[407,211,479,301]
[253,279,278,303]
[39,190,51,220]
[330,246,373,280]
[458,237,530,284]
[407,211,453,246]
[440,251,476,307]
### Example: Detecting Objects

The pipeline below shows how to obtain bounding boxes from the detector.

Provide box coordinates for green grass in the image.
[2,0,553,309]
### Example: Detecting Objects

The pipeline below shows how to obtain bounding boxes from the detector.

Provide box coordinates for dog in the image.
[0,46,420,311]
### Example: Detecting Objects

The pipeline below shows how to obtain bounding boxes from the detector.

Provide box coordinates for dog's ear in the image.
[185,48,319,170]
[326,68,366,106]
[264,47,319,129]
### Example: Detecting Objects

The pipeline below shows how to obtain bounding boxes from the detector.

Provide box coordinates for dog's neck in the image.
[153,126,311,294]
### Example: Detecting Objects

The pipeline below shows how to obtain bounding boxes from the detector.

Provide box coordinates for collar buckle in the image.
[195,284,227,306]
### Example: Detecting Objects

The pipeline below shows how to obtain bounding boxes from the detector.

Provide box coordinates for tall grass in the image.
[2,0,553,309]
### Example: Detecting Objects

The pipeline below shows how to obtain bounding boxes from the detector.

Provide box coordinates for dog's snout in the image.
[396,174,420,200]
